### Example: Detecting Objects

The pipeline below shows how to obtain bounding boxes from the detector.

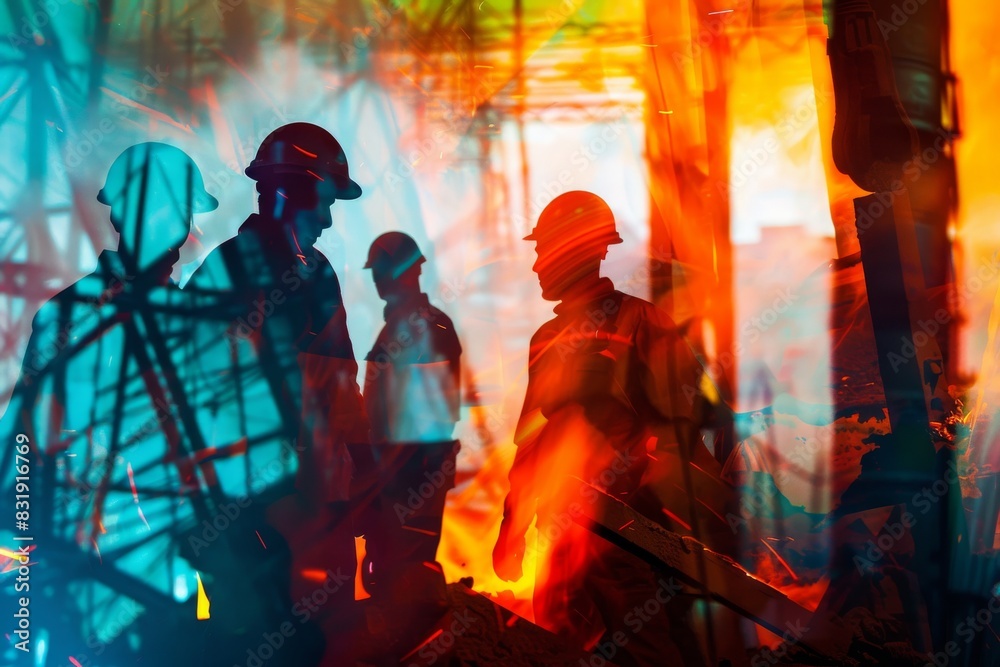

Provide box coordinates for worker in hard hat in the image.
[184,123,369,637]
[491,190,730,667]
[7,141,217,459]
[359,232,462,626]
[0,143,218,662]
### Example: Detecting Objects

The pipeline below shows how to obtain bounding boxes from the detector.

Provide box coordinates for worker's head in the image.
[98,142,217,280]
[525,191,622,301]
[364,232,425,300]
[246,123,362,249]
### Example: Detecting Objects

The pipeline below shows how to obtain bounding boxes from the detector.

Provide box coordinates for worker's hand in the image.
[493,519,526,582]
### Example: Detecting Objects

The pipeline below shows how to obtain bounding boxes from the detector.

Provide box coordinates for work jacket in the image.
[503,278,708,537]
[185,215,368,504]
[363,292,461,445]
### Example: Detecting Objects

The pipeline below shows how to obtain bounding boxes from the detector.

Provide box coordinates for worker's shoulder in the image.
[530,315,561,343]
[426,304,462,351]
[425,300,457,327]
[30,272,107,328]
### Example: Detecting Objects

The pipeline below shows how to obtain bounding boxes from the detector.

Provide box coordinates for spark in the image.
[209,50,287,120]
[69,658,83,667]
[290,229,306,263]
[401,525,437,536]
[708,9,734,14]
[137,505,150,530]
[255,530,267,549]
[422,561,442,573]
[760,539,798,581]
[293,144,318,158]
[306,169,325,181]
[661,508,692,531]
[205,79,241,171]
[99,87,193,133]
[696,498,728,525]
[301,569,327,582]
[0,547,23,560]
[658,110,674,115]
[91,538,101,563]
[127,463,138,502]
[619,519,635,530]
[400,629,444,662]
[196,572,211,620]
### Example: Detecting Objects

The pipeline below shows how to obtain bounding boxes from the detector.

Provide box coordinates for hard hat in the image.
[97,142,218,213]
[364,231,426,278]
[244,122,362,200]
[524,191,623,253]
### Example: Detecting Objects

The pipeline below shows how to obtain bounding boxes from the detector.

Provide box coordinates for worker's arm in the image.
[493,331,548,582]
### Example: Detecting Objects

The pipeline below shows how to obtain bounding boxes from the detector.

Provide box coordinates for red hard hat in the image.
[525,191,623,252]
[245,122,362,200]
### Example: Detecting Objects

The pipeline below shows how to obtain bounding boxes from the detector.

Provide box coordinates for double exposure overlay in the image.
[0,0,998,665]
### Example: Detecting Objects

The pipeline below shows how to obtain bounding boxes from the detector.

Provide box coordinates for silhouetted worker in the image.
[4,142,217,521]
[359,232,461,618]
[0,143,218,664]
[184,122,368,637]
[492,191,725,667]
